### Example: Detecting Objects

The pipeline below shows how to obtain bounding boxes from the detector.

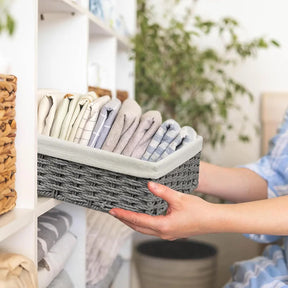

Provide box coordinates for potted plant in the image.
[132,0,279,155]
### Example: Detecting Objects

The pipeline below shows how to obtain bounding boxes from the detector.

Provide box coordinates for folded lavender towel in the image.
[88,99,121,149]
[122,110,162,159]
[101,99,142,154]
[159,126,197,160]
[75,96,111,145]
[141,119,181,162]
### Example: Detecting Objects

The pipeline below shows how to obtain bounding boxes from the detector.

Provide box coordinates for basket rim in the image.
[38,135,202,179]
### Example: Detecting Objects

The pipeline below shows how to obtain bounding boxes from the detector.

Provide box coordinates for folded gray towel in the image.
[88,99,121,149]
[159,126,197,160]
[101,99,142,154]
[141,119,181,162]
[122,110,162,159]
[37,208,73,263]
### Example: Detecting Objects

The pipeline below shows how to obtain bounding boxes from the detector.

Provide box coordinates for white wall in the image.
[148,0,288,166]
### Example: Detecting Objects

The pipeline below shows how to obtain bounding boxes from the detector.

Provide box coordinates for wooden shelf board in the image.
[0,209,34,242]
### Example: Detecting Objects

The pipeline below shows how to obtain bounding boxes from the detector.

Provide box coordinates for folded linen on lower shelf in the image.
[0,253,38,288]
[37,208,73,263]
[86,210,132,286]
[86,255,123,288]
[47,270,74,288]
[38,231,77,288]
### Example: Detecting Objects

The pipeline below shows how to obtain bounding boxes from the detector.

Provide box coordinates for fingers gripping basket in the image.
[37,135,202,216]
[0,74,17,215]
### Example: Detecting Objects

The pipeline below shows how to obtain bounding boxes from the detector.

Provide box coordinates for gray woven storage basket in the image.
[37,135,202,216]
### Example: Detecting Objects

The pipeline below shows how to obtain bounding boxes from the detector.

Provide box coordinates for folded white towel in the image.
[50,94,73,138]
[47,270,74,288]
[122,110,162,159]
[38,91,65,136]
[67,92,98,142]
[159,126,197,160]
[76,96,111,145]
[141,119,181,162]
[101,98,142,154]
[38,232,77,288]
[59,94,81,140]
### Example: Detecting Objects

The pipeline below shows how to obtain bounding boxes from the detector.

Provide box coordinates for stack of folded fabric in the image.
[0,253,38,288]
[86,210,133,287]
[37,208,76,288]
[38,89,199,162]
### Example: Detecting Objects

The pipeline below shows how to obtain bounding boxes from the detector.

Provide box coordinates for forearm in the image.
[207,195,288,236]
[196,161,268,202]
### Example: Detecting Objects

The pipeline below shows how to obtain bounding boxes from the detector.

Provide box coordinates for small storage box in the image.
[37,135,202,216]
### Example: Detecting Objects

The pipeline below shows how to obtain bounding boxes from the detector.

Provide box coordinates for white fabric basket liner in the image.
[38,135,203,179]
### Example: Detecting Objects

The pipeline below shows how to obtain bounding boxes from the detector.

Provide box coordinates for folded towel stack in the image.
[37,89,199,162]
[86,210,132,287]
[0,253,38,288]
[37,208,76,288]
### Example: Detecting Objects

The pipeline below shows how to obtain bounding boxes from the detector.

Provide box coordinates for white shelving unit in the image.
[0,0,136,287]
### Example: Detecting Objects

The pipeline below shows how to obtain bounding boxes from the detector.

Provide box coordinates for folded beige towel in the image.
[50,94,73,138]
[122,110,162,159]
[101,98,142,154]
[67,92,98,142]
[38,91,65,136]
[0,253,38,288]
[59,94,81,140]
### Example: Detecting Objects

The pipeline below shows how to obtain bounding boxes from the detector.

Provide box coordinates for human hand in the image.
[109,182,216,241]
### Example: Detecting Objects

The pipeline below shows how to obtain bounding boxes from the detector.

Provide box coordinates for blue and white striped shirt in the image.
[225,108,288,288]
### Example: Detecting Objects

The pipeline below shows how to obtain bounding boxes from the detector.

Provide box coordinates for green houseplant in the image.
[132,0,279,152]
[0,0,15,36]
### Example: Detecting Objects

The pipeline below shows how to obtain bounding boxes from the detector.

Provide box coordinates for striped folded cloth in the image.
[37,208,73,263]
[101,98,142,154]
[75,96,111,145]
[141,119,181,162]
[67,91,98,142]
[88,98,121,149]
[122,110,162,159]
[159,126,197,160]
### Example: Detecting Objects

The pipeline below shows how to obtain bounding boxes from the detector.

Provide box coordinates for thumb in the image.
[148,182,182,204]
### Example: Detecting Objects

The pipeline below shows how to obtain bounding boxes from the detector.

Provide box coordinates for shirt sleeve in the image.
[241,108,288,243]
